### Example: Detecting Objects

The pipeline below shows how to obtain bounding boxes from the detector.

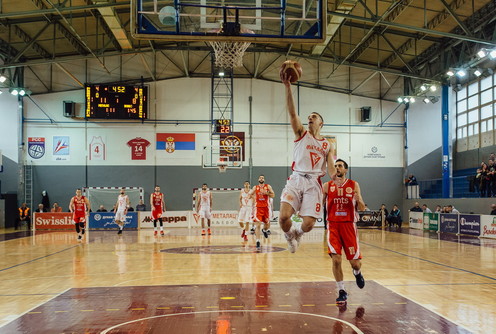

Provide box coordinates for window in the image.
[456,74,496,144]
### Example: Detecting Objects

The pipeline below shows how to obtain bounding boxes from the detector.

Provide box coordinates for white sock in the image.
[160,227,163,231]
[295,224,304,235]
[119,225,123,230]
[337,281,345,291]
[353,269,361,275]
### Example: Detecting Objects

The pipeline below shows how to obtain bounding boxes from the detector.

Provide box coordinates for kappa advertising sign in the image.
[34,212,74,230]
[409,211,423,229]
[439,213,458,234]
[480,215,496,239]
[88,212,138,229]
[459,214,481,236]
[139,211,190,228]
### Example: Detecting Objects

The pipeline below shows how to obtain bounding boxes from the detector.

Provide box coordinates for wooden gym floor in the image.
[0,226,494,333]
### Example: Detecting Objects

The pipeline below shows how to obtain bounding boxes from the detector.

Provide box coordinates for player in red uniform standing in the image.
[252,175,275,247]
[279,73,336,253]
[69,188,91,241]
[323,159,366,304]
[150,185,166,236]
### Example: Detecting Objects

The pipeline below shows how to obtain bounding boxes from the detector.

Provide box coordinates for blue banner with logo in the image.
[459,214,480,236]
[439,213,458,234]
[88,212,138,229]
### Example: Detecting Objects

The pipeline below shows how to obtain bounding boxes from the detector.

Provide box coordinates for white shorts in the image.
[199,207,211,220]
[280,173,323,219]
[238,206,253,223]
[115,210,127,222]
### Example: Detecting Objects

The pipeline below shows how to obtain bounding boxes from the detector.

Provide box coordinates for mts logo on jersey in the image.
[333,197,350,205]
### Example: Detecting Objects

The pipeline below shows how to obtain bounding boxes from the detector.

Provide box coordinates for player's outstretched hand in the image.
[281,72,291,87]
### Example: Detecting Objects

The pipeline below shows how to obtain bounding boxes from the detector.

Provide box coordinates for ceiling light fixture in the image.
[0,75,6,83]
[430,85,437,92]
[456,69,466,77]
[446,70,455,77]
[490,49,496,59]
[474,69,482,77]
[420,85,427,92]
[478,49,488,58]
[423,97,430,104]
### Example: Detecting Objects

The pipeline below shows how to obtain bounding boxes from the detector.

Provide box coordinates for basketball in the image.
[280,60,302,83]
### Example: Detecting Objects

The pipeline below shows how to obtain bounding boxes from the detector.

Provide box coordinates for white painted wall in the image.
[0,93,20,162]
[406,98,443,165]
[17,78,404,167]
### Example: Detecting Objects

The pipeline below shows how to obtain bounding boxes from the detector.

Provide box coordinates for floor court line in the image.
[0,245,78,272]
[362,240,496,281]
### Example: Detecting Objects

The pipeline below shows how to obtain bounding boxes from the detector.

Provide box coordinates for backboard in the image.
[132,0,325,43]
[202,145,243,169]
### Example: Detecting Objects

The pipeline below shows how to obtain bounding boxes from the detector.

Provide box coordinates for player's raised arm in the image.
[282,73,305,139]
[354,182,366,211]
[327,142,336,178]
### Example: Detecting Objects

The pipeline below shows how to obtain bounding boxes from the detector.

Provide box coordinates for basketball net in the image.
[217,158,228,173]
[209,40,251,68]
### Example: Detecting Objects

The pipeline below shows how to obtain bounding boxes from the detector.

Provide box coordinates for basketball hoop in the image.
[217,158,228,173]
[209,28,254,68]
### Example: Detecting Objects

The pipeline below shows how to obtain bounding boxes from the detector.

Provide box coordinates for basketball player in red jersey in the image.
[252,175,275,247]
[196,184,213,235]
[69,188,91,241]
[279,73,336,253]
[323,159,366,304]
[150,185,166,236]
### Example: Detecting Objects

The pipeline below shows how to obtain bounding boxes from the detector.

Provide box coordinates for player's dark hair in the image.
[259,174,264,177]
[202,183,207,186]
[155,185,159,188]
[311,112,324,125]
[335,159,348,169]
[245,181,250,183]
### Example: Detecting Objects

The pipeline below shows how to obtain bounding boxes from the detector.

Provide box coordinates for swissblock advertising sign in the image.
[34,212,74,230]
[88,212,138,229]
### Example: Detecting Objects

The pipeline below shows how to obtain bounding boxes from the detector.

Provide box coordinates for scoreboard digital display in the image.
[213,119,232,134]
[85,84,148,119]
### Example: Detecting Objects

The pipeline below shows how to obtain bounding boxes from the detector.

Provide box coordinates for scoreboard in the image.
[85,84,148,119]
[213,119,232,134]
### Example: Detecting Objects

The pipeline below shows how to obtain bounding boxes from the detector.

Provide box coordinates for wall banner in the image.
[480,215,496,239]
[28,137,45,159]
[53,136,70,161]
[89,212,138,229]
[459,214,481,236]
[424,213,439,231]
[439,213,458,234]
[409,211,423,229]
[139,211,190,228]
[34,212,73,230]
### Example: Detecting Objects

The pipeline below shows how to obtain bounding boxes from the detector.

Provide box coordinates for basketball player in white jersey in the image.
[279,73,336,253]
[196,183,213,235]
[114,188,130,234]
[238,181,255,243]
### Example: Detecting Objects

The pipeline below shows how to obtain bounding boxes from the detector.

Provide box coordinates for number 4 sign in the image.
[89,136,106,160]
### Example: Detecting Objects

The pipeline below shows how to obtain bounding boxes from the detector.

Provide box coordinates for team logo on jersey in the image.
[310,152,321,168]
[330,186,336,192]
[165,137,175,153]
[346,187,353,194]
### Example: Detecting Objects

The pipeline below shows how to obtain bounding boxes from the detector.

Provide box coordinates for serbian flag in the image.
[156,133,195,153]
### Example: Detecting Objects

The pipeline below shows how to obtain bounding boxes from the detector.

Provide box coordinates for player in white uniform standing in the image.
[238,181,254,242]
[279,72,336,253]
[196,183,213,236]
[114,188,130,235]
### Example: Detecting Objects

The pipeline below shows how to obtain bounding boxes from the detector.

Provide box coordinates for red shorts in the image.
[327,221,362,260]
[73,214,86,224]
[254,206,270,223]
[152,207,163,220]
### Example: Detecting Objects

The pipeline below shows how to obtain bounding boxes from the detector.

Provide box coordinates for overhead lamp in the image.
[19,89,26,96]
[0,75,6,83]
[403,97,409,103]
[456,69,466,77]
[397,97,403,103]
[446,70,455,77]
[0,90,2,95]
[409,97,415,103]
[490,49,496,59]
[423,97,430,104]
[474,69,482,77]
[430,85,437,92]
[420,85,427,92]
[218,69,225,77]
[478,49,488,58]
[10,88,19,96]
